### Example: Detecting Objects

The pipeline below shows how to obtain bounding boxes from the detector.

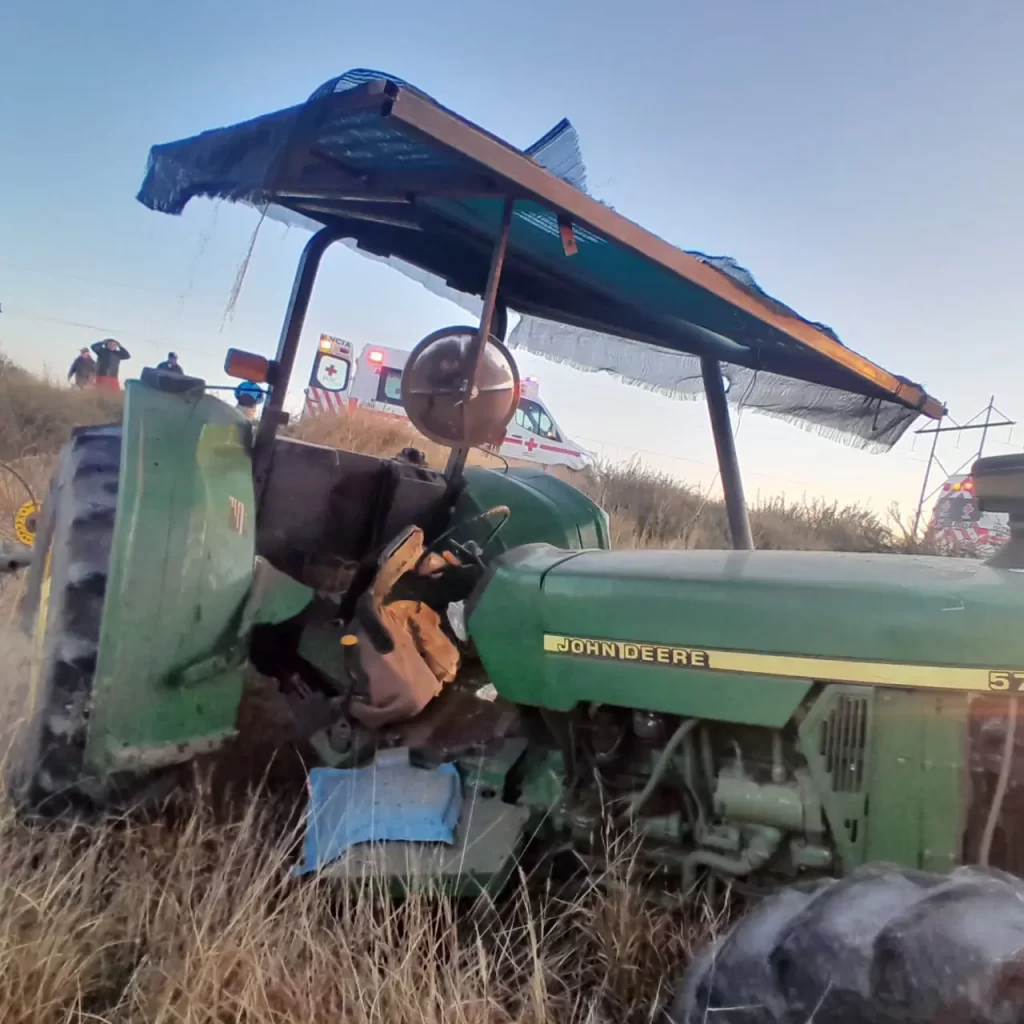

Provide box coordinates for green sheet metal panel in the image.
[534,548,1024,668]
[920,692,969,872]
[469,544,1024,728]
[862,692,922,866]
[864,690,968,870]
[456,467,610,557]
[469,544,812,725]
[86,382,258,774]
[467,546,558,707]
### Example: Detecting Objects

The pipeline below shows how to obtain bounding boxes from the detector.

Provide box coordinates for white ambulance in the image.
[926,473,1010,557]
[304,334,355,415]
[304,336,592,471]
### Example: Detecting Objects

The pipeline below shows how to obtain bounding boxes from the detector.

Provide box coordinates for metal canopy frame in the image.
[443,198,515,482]
[144,74,946,550]
[252,211,758,545]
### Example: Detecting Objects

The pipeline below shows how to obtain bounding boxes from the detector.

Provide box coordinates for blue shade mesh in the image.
[137,68,932,450]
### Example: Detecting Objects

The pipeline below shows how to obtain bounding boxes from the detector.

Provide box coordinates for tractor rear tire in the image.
[670,864,1024,1024]
[10,425,124,813]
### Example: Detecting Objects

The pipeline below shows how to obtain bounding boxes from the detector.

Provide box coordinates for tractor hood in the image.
[468,545,1024,726]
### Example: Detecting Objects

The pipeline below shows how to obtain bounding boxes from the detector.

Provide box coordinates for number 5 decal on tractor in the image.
[988,671,1024,692]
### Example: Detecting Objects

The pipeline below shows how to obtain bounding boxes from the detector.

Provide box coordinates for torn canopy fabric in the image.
[321,77,920,451]
[138,67,932,451]
[506,315,919,452]
[335,241,921,451]
[342,226,919,453]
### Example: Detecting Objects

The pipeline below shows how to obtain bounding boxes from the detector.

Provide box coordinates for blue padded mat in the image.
[292,748,462,876]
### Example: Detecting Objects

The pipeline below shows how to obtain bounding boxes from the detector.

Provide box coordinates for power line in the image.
[911,396,1017,539]
[0,261,224,310]
[0,306,225,363]
[1,308,121,334]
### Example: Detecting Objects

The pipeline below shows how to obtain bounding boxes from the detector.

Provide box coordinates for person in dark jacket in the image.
[67,347,96,388]
[91,338,130,391]
[156,351,183,374]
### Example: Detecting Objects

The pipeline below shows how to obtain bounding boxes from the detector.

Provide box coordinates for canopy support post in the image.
[445,199,515,483]
[254,225,339,501]
[701,356,754,551]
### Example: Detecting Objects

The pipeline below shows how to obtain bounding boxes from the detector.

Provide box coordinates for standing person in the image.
[156,351,183,374]
[90,338,131,391]
[67,347,96,389]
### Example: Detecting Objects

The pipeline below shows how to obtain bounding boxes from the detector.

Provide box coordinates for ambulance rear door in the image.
[304,334,354,416]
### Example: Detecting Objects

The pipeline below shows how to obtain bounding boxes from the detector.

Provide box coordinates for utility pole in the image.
[911,396,1014,540]
[912,412,944,541]
[978,396,995,457]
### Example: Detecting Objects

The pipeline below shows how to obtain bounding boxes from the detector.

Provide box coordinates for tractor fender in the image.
[83,382,264,777]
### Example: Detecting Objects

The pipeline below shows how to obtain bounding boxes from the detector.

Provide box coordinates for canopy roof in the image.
[138,68,943,445]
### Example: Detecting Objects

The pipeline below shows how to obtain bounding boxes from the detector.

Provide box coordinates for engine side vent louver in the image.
[819,694,869,793]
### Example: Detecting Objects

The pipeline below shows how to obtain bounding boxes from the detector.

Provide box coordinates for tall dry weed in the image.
[0,789,711,1023]
[287,404,506,472]
[0,350,925,556]
[0,354,123,462]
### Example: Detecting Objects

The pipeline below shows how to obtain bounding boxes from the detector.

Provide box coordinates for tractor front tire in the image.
[10,425,123,813]
[671,863,1024,1024]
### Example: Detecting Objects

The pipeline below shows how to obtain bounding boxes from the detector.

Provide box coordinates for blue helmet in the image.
[234,380,265,405]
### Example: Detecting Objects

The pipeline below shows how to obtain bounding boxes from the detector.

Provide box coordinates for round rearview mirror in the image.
[401,326,520,447]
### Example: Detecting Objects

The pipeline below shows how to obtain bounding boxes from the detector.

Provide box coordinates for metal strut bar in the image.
[444,198,515,483]
[253,225,341,504]
[701,356,754,550]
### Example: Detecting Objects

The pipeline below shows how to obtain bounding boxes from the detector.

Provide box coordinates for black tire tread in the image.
[672,864,1024,1024]
[12,425,123,813]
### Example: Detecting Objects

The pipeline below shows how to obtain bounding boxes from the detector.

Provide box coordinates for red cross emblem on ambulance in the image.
[525,437,538,452]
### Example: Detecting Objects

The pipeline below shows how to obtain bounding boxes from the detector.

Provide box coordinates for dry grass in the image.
[0,354,123,463]
[0,775,725,1024]
[571,458,909,552]
[293,405,925,555]
[0,348,921,556]
[289,405,503,472]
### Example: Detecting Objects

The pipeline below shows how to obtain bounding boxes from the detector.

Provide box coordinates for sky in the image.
[2,0,1022,519]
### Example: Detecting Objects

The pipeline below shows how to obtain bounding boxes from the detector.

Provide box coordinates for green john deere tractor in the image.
[12,69,1024,1021]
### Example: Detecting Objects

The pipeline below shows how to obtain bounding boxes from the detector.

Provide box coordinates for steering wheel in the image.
[420,505,510,571]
